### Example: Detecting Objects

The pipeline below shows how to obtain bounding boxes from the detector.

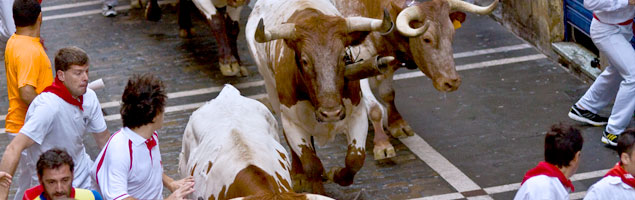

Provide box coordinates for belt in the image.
[593,13,634,25]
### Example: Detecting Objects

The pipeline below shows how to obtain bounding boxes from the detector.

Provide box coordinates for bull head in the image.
[255,9,393,122]
[390,0,498,92]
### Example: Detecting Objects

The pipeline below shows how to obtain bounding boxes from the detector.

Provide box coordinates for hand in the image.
[0,172,11,188]
[169,176,194,193]
[166,182,195,200]
[0,171,11,200]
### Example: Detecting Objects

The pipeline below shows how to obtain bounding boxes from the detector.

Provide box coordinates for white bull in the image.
[177,85,333,200]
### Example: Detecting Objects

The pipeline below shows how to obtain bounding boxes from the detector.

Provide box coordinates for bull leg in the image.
[281,118,326,194]
[145,0,161,21]
[226,6,249,76]
[372,67,415,138]
[209,8,240,76]
[362,79,395,160]
[327,104,369,186]
[177,0,195,38]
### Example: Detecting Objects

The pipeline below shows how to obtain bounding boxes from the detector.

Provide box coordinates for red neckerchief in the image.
[521,161,575,192]
[605,162,635,188]
[22,185,75,200]
[145,133,158,160]
[43,77,83,111]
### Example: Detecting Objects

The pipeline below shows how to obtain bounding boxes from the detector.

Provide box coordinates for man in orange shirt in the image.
[3,0,53,199]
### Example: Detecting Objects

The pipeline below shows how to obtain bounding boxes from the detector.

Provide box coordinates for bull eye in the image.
[301,58,309,66]
[424,38,432,43]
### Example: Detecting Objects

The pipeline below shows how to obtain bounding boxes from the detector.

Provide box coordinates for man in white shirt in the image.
[514,124,583,200]
[0,46,111,199]
[93,74,194,200]
[584,129,635,199]
[568,0,635,146]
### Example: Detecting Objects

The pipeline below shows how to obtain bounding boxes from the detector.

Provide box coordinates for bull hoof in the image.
[179,29,194,38]
[144,1,161,21]
[239,66,249,76]
[219,62,239,76]
[388,120,415,138]
[373,143,396,160]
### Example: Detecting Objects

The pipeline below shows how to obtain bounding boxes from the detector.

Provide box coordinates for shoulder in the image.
[74,188,103,199]
[30,93,61,112]
[588,176,630,194]
[103,131,131,155]
[517,175,566,198]
[83,88,99,103]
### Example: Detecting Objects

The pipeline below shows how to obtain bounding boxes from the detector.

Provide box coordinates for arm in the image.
[93,129,111,149]
[18,85,37,105]
[0,134,35,199]
[585,0,631,12]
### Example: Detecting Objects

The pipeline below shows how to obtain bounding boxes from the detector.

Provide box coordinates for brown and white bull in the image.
[178,85,334,200]
[145,0,249,76]
[333,0,498,160]
[245,0,393,194]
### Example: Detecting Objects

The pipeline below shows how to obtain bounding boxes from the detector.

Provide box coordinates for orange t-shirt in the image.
[4,34,53,134]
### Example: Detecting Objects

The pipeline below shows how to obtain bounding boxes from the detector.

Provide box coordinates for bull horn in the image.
[395,6,431,37]
[345,8,393,34]
[446,0,498,15]
[345,55,394,81]
[254,18,296,43]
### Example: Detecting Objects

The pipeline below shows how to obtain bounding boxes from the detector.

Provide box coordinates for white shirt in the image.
[20,89,107,191]
[513,175,569,200]
[585,0,635,24]
[584,176,635,200]
[92,127,163,200]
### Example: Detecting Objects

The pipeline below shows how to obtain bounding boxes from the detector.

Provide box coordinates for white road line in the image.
[570,169,609,181]
[454,44,532,59]
[394,54,548,80]
[411,193,465,200]
[399,135,481,192]
[102,93,267,121]
[570,191,587,200]
[43,0,177,21]
[42,1,102,12]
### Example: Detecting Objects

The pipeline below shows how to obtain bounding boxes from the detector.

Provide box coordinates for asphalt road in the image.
[0,0,633,199]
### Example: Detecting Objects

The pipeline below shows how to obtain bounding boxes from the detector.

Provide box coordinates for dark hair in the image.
[544,123,583,168]
[36,149,74,177]
[13,0,41,27]
[617,129,635,158]
[121,74,166,129]
[54,46,89,72]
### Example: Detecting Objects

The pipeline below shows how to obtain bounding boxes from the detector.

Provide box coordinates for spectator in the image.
[3,0,54,198]
[514,124,583,200]
[584,129,635,199]
[92,74,194,200]
[0,46,110,199]
[567,0,635,146]
[23,149,102,200]
[0,0,15,40]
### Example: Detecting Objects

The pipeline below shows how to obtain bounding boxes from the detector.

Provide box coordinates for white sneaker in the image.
[102,5,117,17]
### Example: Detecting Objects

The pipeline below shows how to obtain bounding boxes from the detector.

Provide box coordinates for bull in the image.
[333,0,498,160]
[144,0,250,76]
[245,0,393,194]
[178,85,334,200]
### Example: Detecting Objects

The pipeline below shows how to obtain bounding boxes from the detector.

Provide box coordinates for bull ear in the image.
[449,11,466,23]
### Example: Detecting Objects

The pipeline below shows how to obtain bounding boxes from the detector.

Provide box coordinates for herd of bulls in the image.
[141,0,498,199]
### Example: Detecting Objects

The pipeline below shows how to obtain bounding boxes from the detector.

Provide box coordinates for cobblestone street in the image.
[0,0,633,199]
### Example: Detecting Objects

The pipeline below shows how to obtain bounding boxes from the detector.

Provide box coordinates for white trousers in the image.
[0,0,15,41]
[577,18,635,135]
